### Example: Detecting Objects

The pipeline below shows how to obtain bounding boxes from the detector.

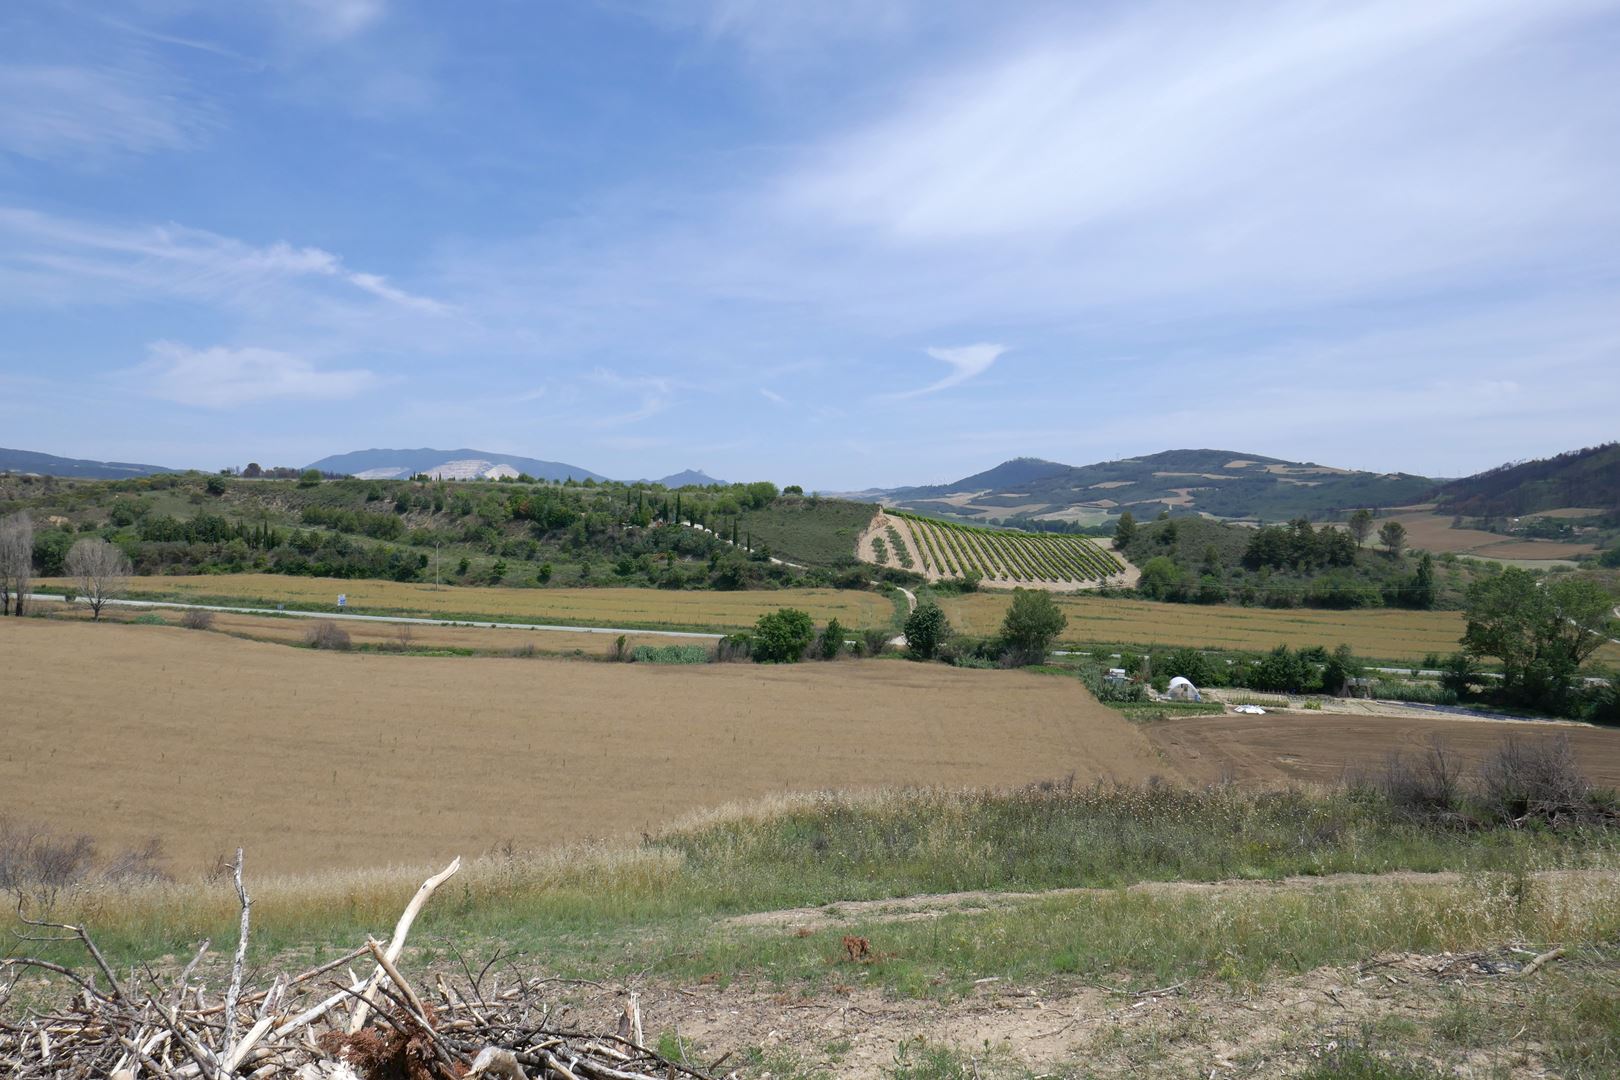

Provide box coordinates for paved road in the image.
[25,593,725,640]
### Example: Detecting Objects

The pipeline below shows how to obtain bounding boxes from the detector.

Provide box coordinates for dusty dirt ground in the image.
[1146,709,1620,788]
[0,618,1171,875]
[539,901,1599,1079]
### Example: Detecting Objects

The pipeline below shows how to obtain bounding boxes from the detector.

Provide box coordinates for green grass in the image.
[16,783,1619,977]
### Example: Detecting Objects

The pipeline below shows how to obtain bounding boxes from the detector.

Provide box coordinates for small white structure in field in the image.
[1166,676,1201,702]
[1104,667,1129,686]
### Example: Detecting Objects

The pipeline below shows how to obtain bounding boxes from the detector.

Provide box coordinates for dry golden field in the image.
[47,603,696,656]
[38,574,896,631]
[0,618,1168,875]
[1336,508,1599,561]
[938,592,1620,665]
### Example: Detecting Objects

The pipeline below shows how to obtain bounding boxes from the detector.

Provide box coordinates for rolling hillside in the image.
[0,447,180,479]
[1432,443,1620,518]
[872,449,1435,525]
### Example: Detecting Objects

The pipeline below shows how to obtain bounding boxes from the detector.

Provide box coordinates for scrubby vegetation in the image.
[0,471,907,596]
[1120,513,1486,610]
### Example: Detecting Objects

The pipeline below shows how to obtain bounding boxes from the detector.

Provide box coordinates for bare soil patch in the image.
[562,940,1591,1078]
[0,619,1169,875]
[1146,710,1620,788]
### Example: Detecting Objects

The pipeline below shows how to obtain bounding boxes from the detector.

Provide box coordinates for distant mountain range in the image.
[303,448,606,483]
[653,469,726,487]
[860,449,1438,524]
[0,447,178,480]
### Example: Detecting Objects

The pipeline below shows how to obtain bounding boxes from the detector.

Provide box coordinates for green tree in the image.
[537,562,553,584]
[1461,569,1616,709]
[1378,520,1407,557]
[753,607,815,663]
[904,601,951,661]
[1347,508,1374,548]
[819,617,844,660]
[1158,646,1218,687]
[1249,644,1310,693]
[1137,556,1181,600]
[297,468,322,488]
[999,588,1067,665]
[1320,644,1363,696]
[1112,511,1137,550]
[1408,552,1437,610]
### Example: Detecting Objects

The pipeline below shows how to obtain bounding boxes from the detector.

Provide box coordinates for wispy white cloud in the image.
[758,387,787,405]
[133,342,378,408]
[0,207,450,315]
[887,344,1004,398]
[0,64,214,162]
[587,368,678,426]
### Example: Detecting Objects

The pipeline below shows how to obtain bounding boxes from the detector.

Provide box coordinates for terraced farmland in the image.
[860,510,1133,591]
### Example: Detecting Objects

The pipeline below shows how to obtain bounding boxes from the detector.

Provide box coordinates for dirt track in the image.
[1147,710,1620,788]
[1,619,1168,875]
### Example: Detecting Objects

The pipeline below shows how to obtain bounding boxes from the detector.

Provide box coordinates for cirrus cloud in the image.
[134,341,379,408]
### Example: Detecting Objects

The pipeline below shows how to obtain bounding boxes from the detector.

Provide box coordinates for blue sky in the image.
[2,0,1617,488]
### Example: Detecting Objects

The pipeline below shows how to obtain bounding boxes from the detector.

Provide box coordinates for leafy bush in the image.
[305,620,352,650]
[861,627,892,657]
[1155,646,1219,688]
[753,608,815,663]
[132,612,165,625]
[631,644,710,664]
[714,632,752,662]
[180,608,215,630]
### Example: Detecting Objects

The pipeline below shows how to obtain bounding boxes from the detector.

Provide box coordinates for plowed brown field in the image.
[1,619,1168,875]
[1147,711,1620,788]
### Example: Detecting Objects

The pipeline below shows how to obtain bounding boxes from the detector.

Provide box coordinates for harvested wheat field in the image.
[1148,711,1620,788]
[37,573,897,632]
[938,592,1620,665]
[0,618,1170,876]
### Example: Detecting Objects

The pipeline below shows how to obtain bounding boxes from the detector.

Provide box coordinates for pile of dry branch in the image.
[2,854,723,1080]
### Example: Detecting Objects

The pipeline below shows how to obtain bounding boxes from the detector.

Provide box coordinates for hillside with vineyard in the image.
[857,510,1135,590]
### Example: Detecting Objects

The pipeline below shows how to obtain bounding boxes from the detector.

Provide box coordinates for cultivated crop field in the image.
[37,573,896,632]
[0,618,1167,875]
[937,592,1620,665]
[860,511,1131,590]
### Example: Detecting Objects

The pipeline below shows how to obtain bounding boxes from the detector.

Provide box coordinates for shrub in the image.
[305,620,352,651]
[753,608,815,663]
[180,608,215,630]
[1377,739,1464,820]
[611,634,629,662]
[862,628,892,657]
[631,644,710,664]
[132,612,165,625]
[715,632,752,662]
[903,601,950,661]
[818,617,844,660]
[1478,735,1591,825]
